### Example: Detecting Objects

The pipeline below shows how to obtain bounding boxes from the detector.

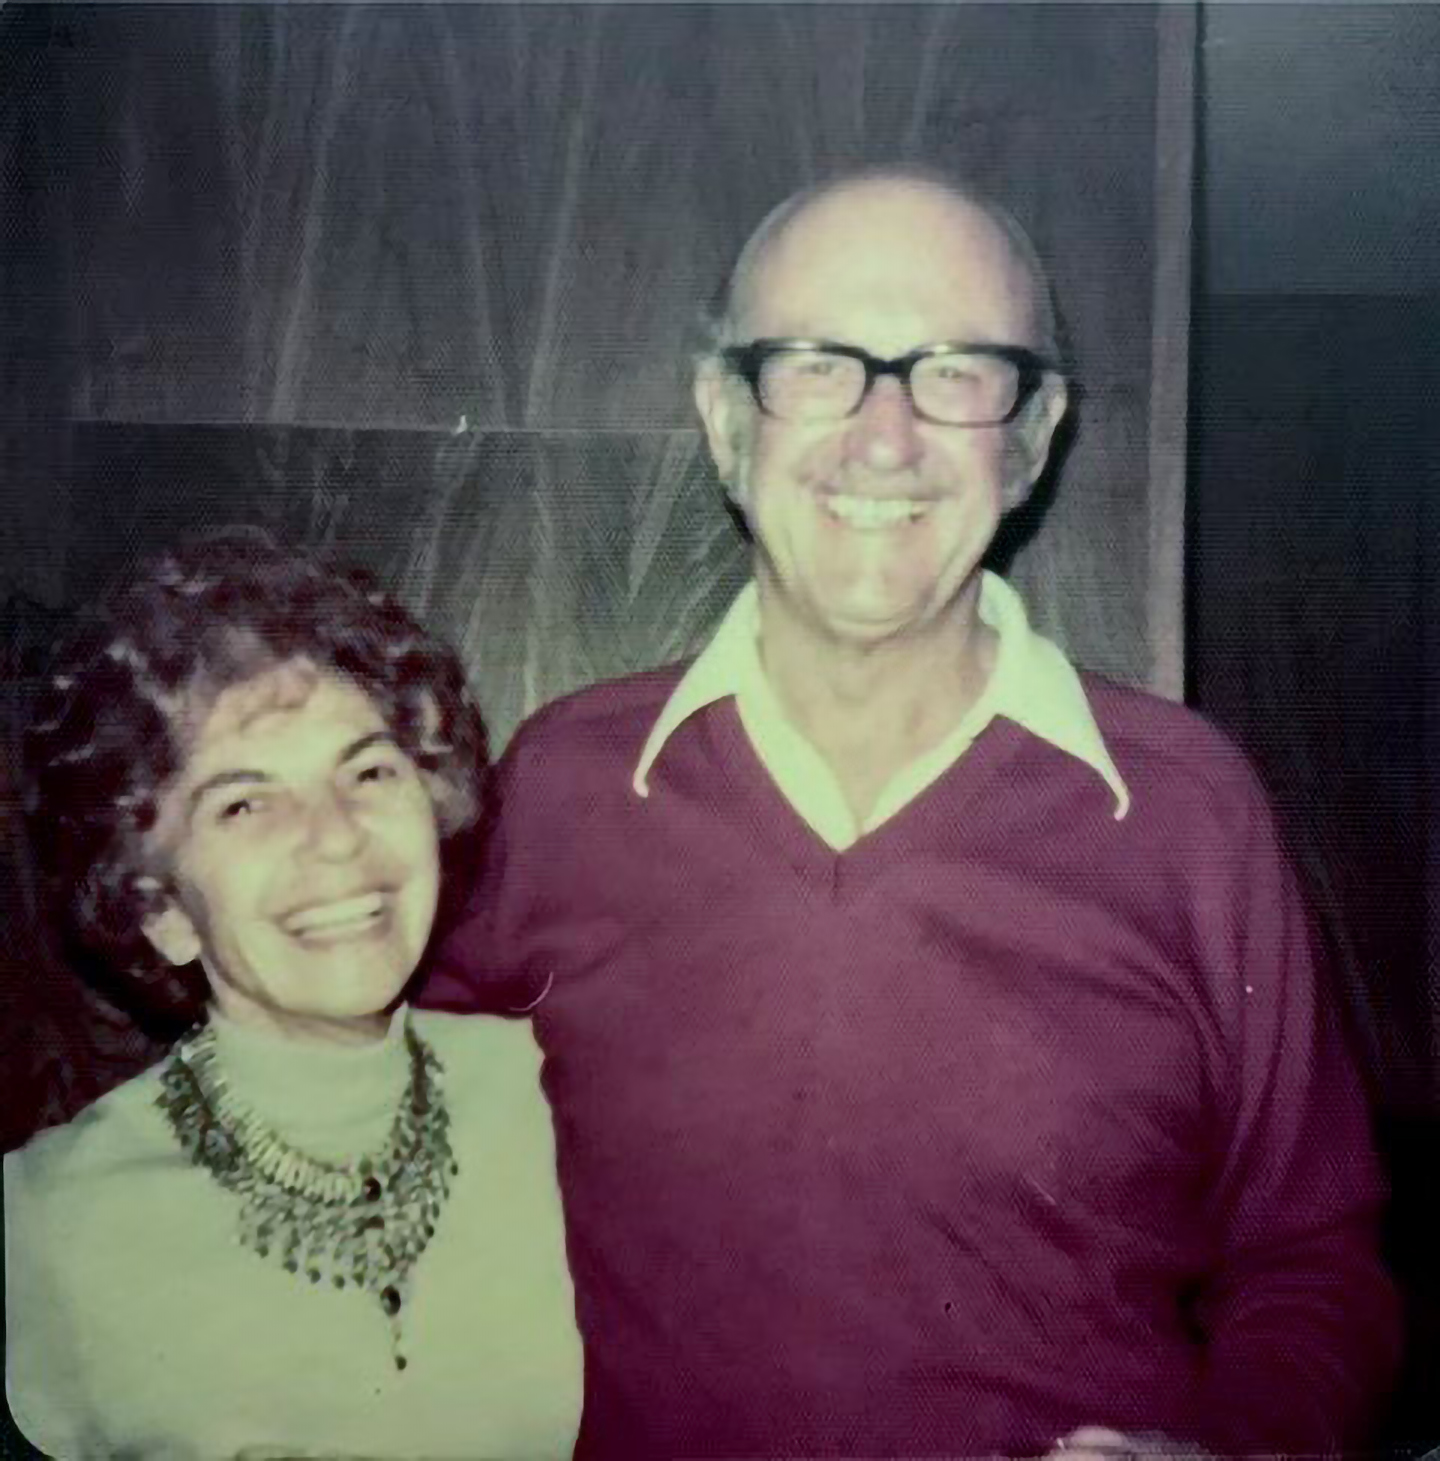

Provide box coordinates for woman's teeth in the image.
[283,894,387,939]
[822,495,928,529]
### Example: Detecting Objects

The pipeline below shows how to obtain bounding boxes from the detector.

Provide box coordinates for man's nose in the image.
[302,788,366,861]
[842,375,923,473]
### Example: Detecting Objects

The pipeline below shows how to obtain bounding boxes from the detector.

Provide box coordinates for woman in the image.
[4,531,582,1459]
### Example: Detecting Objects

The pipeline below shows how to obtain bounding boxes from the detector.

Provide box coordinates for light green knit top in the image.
[4,1009,582,1459]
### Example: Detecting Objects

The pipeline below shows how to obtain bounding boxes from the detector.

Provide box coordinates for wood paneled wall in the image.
[6,2,1193,744]
[0,3,1194,1139]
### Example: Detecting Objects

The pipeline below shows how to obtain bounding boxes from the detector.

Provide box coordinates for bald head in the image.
[694,165,1072,530]
[716,168,1060,360]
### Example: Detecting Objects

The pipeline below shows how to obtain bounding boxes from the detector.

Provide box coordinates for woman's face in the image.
[142,658,442,1042]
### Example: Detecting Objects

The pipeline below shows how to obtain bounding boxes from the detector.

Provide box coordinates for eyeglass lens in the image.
[758,348,1021,425]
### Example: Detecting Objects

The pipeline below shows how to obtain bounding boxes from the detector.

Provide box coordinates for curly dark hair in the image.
[23,528,488,1022]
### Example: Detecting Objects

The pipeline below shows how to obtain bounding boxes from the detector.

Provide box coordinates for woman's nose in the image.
[302,788,366,861]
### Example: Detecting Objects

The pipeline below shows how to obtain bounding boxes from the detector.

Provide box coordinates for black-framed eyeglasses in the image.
[719,338,1059,427]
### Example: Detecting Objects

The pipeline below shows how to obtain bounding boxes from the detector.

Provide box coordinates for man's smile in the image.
[819,493,932,529]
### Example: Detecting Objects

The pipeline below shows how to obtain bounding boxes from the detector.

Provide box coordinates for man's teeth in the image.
[284,894,386,936]
[822,495,928,528]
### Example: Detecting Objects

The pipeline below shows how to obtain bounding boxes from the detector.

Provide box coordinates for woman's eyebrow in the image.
[187,768,270,812]
[336,730,399,766]
[186,731,400,812]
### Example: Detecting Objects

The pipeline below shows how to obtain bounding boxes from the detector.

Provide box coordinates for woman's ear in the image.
[138,883,202,967]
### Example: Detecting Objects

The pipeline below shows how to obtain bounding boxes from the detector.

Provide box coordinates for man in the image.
[421,169,1399,1456]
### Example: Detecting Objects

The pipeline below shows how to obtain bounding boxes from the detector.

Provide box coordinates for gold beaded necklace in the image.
[155,1016,457,1371]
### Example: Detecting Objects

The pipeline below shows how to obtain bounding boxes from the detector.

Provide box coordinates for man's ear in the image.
[693,358,745,486]
[1002,375,1069,512]
[140,891,202,967]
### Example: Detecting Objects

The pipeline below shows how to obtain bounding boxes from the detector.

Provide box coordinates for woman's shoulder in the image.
[5,1060,171,1197]
[409,1010,549,1127]
[410,1008,541,1068]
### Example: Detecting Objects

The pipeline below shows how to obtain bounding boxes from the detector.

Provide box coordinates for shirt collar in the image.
[632,570,1131,820]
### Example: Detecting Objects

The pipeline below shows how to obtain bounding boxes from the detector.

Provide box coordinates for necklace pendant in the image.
[385,1290,409,1372]
[156,1016,457,1382]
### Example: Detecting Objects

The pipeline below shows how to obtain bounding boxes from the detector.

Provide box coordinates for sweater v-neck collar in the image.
[701,698,1034,886]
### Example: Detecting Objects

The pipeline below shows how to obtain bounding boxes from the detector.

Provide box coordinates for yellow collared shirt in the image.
[633,570,1130,851]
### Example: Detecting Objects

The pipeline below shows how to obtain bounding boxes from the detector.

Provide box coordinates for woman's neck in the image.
[207,988,393,1047]
[202,1004,412,1162]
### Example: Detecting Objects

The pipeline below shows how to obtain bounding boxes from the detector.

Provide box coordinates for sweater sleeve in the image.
[4,1149,107,1460]
[417,723,552,1016]
[1191,784,1401,1451]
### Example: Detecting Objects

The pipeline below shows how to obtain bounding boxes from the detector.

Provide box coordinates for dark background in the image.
[2,2,1439,1450]
[1194,7,1440,1439]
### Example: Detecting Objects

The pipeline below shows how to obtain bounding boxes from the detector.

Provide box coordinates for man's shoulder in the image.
[1078,672,1270,819]
[1079,671,1242,758]
[504,662,690,767]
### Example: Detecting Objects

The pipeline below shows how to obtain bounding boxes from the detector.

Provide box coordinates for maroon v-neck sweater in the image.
[421,667,1398,1457]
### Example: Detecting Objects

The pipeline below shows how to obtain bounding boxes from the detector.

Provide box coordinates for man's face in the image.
[142,659,442,1040]
[697,183,1066,649]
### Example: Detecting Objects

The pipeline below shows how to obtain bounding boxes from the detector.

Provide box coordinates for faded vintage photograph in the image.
[2,4,1437,1457]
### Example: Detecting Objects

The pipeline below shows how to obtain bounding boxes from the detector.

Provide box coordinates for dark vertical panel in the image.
[1428,362,1440,1086]
[0,8,71,604]
[1407,315,1440,1450]
[1191,296,1434,1109]
[1190,300,1440,1446]
[1146,3,1195,698]
[1,12,88,1160]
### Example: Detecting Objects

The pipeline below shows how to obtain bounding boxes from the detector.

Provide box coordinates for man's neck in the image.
[755,577,998,820]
